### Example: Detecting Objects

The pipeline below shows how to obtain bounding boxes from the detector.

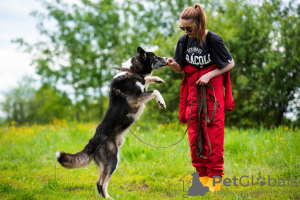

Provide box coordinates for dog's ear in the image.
[137,47,147,60]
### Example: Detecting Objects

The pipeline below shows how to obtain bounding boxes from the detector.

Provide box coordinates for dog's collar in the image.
[113,67,143,75]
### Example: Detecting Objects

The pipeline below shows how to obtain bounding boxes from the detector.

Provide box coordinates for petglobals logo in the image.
[218,175,298,187]
[179,172,298,198]
[179,171,210,198]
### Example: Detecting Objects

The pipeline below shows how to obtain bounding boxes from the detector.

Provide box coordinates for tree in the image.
[11,0,300,126]
[0,77,73,124]
[1,77,36,124]
[34,85,73,123]
[12,0,195,123]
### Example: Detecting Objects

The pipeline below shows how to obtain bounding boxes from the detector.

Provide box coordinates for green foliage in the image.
[206,0,300,127]
[34,85,73,123]
[0,77,73,124]
[1,77,37,124]
[8,0,300,126]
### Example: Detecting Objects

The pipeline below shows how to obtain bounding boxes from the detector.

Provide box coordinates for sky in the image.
[0,0,47,88]
[0,0,81,117]
[0,0,46,116]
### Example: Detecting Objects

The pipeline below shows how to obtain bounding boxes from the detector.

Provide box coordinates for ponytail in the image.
[180,3,206,46]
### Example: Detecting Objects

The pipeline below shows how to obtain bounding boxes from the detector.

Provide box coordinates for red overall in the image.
[179,63,234,178]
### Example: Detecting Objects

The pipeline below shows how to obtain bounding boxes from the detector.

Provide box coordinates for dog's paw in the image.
[158,101,166,109]
[154,90,166,109]
[155,78,165,84]
[158,99,166,109]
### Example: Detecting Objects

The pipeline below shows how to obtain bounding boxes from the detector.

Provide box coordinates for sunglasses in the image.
[179,26,196,32]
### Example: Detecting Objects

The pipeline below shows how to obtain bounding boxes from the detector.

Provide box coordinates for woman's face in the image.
[180,19,197,38]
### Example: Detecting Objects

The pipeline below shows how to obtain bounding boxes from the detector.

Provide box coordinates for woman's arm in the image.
[167,58,183,73]
[196,59,235,85]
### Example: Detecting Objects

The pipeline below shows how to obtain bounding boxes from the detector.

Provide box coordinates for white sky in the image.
[0,0,80,118]
[0,1,41,81]
[0,0,43,116]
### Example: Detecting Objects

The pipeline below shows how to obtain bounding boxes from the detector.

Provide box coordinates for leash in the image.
[113,66,217,155]
[129,83,217,155]
[195,83,217,159]
[129,128,188,148]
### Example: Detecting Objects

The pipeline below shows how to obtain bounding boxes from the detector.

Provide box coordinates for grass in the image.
[0,119,299,199]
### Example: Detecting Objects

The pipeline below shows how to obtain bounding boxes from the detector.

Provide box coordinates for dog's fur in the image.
[56,47,167,198]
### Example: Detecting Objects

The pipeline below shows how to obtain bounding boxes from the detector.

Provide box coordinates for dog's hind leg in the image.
[94,141,118,199]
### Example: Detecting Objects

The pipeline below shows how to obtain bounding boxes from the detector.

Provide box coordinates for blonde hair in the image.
[180,3,206,46]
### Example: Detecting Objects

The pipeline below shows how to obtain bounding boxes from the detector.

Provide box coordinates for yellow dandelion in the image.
[266,152,270,155]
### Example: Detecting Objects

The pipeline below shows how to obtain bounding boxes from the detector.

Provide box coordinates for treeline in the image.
[1,0,300,127]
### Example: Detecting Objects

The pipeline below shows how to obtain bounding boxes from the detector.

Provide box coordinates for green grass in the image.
[0,119,299,199]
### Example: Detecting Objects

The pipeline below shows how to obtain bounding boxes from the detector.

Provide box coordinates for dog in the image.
[56,47,168,198]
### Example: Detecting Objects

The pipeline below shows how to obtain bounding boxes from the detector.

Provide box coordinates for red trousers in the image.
[181,64,225,178]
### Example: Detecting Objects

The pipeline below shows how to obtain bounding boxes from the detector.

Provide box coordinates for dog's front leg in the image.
[131,90,166,108]
[145,76,164,90]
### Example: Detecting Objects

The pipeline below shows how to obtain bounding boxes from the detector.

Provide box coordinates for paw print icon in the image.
[256,176,266,186]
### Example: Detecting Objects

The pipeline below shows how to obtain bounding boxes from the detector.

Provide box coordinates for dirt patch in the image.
[63,186,85,191]
[139,183,149,190]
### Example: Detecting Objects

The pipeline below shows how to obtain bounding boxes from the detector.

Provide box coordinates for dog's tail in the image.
[56,143,94,169]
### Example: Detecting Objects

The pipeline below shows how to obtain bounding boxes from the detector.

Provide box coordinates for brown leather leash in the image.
[113,67,217,155]
[195,83,217,159]
[128,83,217,156]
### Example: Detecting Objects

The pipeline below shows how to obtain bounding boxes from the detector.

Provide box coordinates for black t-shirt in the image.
[174,31,232,69]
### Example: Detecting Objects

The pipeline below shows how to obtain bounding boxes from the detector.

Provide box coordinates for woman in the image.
[167,3,234,192]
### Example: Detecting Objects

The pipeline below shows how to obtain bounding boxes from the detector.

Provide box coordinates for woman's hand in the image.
[196,73,212,85]
[167,58,183,73]
[196,59,235,85]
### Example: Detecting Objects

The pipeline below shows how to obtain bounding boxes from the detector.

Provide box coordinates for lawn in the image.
[0,119,299,199]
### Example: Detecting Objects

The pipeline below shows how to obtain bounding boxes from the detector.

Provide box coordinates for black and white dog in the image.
[56,47,167,198]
